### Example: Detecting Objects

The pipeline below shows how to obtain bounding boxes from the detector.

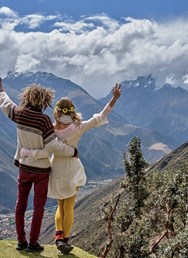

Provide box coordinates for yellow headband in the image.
[56,105,75,114]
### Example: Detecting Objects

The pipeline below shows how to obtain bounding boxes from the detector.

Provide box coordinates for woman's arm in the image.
[81,83,122,131]
[108,83,122,108]
[100,83,121,117]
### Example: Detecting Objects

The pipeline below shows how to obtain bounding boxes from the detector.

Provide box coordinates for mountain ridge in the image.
[100,75,188,146]
[0,72,177,213]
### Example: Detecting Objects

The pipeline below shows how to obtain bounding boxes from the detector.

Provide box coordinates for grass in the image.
[0,240,99,258]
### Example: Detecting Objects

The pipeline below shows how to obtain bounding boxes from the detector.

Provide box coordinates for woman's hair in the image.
[54,97,82,129]
[19,84,54,111]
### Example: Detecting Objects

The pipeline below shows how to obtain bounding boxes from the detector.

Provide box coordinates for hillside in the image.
[40,178,124,256]
[1,141,188,256]
[0,240,99,258]
[40,140,188,257]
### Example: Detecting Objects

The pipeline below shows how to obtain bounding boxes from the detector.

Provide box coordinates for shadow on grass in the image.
[17,250,49,258]
[18,250,79,258]
[58,254,77,258]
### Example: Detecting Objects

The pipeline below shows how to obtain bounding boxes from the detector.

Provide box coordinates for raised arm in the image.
[100,83,121,117]
[0,77,3,92]
[0,77,17,119]
[109,83,121,107]
[80,83,122,132]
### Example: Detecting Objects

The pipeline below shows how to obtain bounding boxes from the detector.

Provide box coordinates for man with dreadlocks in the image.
[0,78,77,253]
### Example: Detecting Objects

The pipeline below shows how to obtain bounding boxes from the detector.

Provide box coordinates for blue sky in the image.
[1,0,187,20]
[0,0,188,97]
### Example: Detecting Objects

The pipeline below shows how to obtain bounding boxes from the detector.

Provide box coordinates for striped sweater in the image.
[0,91,75,173]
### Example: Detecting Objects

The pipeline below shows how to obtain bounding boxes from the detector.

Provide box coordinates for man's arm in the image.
[0,78,3,92]
[0,77,17,119]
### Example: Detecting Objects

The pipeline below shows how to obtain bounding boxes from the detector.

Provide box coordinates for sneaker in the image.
[16,241,28,250]
[55,239,73,255]
[26,242,44,252]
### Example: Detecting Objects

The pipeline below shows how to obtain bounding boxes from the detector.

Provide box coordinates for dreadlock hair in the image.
[54,97,82,129]
[19,84,55,111]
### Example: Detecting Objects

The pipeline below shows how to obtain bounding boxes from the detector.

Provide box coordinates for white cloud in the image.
[0,7,18,17]
[54,19,95,33]
[1,8,188,97]
[183,74,188,85]
[165,74,177,85]
[21,14,59,29]
[21,14,48,29]
[0,8,60,31]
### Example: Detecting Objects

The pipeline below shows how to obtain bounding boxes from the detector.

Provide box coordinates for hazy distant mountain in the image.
[100,75,188,146]
[0,72,174,213]
[148,140,188,172]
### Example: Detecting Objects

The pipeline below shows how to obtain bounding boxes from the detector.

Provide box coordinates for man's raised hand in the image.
[0,78,4,92]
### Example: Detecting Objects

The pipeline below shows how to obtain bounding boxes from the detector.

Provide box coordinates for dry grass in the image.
[0,240,98,258]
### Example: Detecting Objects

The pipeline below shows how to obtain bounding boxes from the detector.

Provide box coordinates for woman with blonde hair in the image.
[21,83,121,254]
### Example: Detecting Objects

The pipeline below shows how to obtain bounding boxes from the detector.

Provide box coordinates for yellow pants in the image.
[55,194,76,238]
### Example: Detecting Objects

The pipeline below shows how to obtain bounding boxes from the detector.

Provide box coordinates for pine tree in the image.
[123,136,148,217]
[111,136,149,258]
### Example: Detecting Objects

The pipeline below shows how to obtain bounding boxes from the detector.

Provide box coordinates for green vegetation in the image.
[103,137,188,258]
[0,240,99,258]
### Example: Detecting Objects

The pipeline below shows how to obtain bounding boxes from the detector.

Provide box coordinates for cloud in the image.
[0,7,18,17]
[0,7,188,98]
[21,14,50,29]
[54,19,95,33]
[165,74,178,85]
[183,74,188,85]
[0,7,60,31]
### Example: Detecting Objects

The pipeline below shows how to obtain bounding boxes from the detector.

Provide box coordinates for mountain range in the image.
[100,75,188,146]
[0,71,187,213]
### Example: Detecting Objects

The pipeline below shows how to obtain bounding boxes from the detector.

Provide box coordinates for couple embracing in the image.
[0,77,121,254]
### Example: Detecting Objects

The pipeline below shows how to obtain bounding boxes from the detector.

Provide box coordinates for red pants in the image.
[15,170,49,245]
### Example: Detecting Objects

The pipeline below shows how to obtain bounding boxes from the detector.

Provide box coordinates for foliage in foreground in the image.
[104,137,188,258]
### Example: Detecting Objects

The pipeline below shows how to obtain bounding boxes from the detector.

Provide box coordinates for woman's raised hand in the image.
[112,83,122,99]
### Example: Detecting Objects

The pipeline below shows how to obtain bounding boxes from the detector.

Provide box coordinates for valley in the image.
[0,179,112,241]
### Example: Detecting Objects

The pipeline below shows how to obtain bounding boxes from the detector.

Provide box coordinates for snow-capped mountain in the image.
[0,72,174,213]
[100,75,188,147]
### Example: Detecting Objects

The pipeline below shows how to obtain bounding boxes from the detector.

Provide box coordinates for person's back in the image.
[13,107,53,171]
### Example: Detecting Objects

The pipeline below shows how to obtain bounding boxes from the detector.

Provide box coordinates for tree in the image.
[123,136,148,217]
[112,136,149,258]
[100,137,188,258]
